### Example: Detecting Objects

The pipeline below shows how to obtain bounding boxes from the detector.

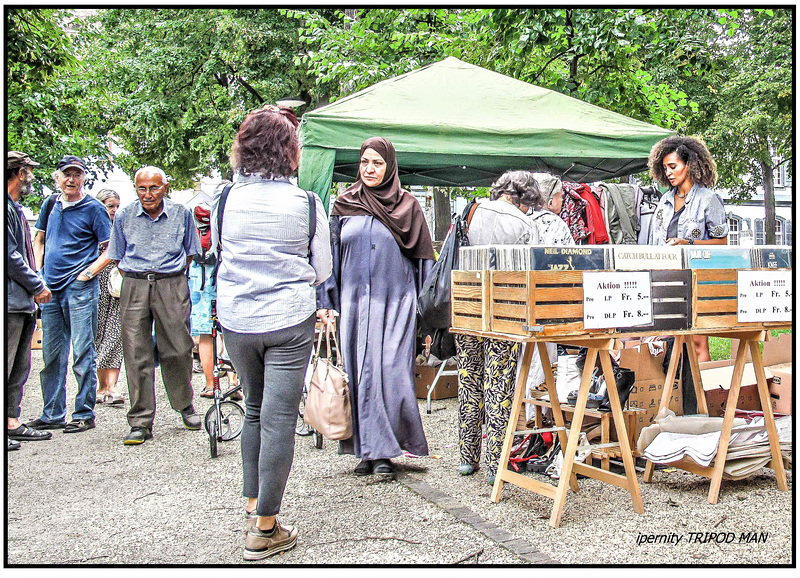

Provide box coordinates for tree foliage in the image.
[7,9,112,209]
[82,8,312,188]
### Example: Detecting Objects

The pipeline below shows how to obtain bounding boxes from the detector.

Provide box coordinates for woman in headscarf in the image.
[317,137,435,479]
[94,189,124,406]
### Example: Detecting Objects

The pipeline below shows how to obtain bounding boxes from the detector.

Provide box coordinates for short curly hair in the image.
[231,106,299,178]
[648,135,718,189]
[489,170,540,208]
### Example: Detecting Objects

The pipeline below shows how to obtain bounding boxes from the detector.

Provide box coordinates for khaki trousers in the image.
[120,274,194,429]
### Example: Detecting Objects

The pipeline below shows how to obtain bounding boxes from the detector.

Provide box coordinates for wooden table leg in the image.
[707,338,748,504]
[599,351,644,514]
[491,341,533,503]
[549,347,597,528]
[643,335,685,483]
[537,341,579,493]
[686,335,708,415]
[600,413,610,471]
[748,339,788,491]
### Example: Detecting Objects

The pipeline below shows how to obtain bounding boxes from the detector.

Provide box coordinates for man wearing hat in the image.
[26,155,112,434]
[6,152,54,450]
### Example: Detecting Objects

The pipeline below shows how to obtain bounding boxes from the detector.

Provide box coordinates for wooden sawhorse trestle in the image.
[490,337,644,528]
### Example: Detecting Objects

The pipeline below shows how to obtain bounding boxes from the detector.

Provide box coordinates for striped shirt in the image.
[108,198,201,274]
[212,175,332,333]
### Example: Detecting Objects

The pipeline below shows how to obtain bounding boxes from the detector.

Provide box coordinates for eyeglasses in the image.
[136,185,164,194]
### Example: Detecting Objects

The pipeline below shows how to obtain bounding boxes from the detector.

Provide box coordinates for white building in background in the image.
[718,165,793,247]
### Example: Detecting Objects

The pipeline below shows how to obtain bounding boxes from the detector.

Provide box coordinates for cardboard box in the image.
[619,343,668,381]
[699,362,773,417]
[730,331,792,367]
[628,378,682,440]
[767,363,792,415]
[414,364,458,400]
[31,318,43,350]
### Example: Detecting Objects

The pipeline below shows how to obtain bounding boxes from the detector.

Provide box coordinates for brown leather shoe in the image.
[244,519,298,561]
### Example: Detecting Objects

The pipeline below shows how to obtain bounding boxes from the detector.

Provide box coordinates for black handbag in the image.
[417,210,469,329]
[599,366,636,412]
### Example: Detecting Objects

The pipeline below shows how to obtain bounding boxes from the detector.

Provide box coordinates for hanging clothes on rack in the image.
[564,181,609,244]
[559,183,590,244]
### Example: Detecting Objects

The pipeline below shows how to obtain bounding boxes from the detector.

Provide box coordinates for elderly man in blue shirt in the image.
[108,166,202,445]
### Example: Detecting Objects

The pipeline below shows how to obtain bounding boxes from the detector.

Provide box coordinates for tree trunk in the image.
[433,187,451,242]
[761,160,777,245]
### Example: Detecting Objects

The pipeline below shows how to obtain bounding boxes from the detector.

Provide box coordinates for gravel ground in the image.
[5,350,793,566]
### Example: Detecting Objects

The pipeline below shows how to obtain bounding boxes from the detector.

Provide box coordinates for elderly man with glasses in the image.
[107,166,202,445]
[27,155,112,434]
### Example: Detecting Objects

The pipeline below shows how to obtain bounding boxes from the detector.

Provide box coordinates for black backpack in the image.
[417,200,478,329]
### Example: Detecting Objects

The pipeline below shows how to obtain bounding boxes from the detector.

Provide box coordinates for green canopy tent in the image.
[299,57,674,211]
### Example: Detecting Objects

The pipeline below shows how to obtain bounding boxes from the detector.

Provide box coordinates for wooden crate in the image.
[451,270,489,332]
[490,270,585,337]
[692,268,789,330]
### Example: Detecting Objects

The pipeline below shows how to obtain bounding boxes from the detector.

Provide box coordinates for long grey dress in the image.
[319,215,431,459]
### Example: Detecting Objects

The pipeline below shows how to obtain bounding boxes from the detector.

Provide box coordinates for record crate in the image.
[692,268,791,330]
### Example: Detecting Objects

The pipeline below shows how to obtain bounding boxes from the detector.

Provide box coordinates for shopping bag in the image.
[304,324,352,440]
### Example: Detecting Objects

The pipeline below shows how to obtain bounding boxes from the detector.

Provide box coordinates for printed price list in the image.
[583,271,653,330]
[737,270,792,322]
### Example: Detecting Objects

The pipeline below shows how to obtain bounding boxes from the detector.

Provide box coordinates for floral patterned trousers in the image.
[454,334,520,477]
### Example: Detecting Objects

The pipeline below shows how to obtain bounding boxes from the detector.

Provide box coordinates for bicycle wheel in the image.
[208,417,218,458]
[296,394,312,436]
[215,400,245,441]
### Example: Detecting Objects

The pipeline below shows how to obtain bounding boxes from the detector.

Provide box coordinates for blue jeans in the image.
[39,278,99,422]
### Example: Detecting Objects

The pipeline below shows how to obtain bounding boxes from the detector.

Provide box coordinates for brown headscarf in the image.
[332,137,435,260]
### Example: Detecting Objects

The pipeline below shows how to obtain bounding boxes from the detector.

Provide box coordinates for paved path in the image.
[5,351,792,565]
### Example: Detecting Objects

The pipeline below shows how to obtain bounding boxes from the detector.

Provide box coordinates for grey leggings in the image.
[223,314,315,517]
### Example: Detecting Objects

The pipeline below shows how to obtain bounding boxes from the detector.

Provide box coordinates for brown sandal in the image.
[200,389,215,399]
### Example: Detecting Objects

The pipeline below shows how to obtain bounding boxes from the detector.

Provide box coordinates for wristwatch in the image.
[687,239,694,245]
[83,268,94,279]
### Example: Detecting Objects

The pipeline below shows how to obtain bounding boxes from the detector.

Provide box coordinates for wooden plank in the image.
[694,269,736,283]
[695,284,738,298]
[492,270,528,285]
[533,304,584,319]
[491,319,528,336]
[695,299,738,314]
[452,301,484,317]
[490,285,528,302]
[452,315,484,332]
[452,286,485,299]
[693,315,745,330]
[532,270,584,284]
[498,469,557,499]
[491,302,528,320]
[532,287,583,302]
[571,462,630,488]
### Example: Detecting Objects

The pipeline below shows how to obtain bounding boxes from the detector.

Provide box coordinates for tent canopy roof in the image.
[299,57,673,205]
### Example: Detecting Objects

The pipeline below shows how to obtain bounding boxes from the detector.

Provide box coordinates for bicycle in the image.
[205,299,245,458]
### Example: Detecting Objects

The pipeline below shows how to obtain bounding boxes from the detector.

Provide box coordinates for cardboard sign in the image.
[737,270,792,322]
[583,271,653,329]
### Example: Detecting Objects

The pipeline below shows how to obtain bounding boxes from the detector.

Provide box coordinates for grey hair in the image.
[133,165,168,184]
[489,170,540,207]
[95,188,120,203]
[529,172,562,210]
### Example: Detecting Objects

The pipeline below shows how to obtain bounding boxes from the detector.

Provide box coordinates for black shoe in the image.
[354,459,373,476]
[179,406,201,430]
[24,418,67,430]
[123,427,152,445]
[7,424,53,441]
[63,418,95,434]
[7,438,21,451]
[373,459,395,478]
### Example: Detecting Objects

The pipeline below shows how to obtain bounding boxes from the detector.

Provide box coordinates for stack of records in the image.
[683,246,751,269]
[750,245,792,268]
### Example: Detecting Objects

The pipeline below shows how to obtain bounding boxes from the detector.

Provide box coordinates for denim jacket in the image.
[647,184,729,246]
[7,195,44,313]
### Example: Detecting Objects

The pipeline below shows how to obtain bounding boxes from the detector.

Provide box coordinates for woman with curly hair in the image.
[647,135,728,361]
[213,104,332,560]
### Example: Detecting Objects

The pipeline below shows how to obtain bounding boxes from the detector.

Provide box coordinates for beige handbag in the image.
[304,324,352,440]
